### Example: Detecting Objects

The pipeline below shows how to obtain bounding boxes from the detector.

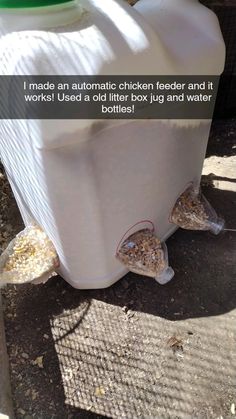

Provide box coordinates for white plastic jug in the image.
[0,0,225,288]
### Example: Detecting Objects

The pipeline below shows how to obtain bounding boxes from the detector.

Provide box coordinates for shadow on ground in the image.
[2,119,236,418]
[21,183,236,323]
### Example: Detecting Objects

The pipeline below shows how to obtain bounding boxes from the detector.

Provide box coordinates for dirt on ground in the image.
[1,119,236,419]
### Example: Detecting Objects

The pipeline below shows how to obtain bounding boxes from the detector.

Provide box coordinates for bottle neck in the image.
[0,0,83,35]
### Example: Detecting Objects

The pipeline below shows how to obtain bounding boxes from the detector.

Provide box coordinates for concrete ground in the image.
[1,119,236,419]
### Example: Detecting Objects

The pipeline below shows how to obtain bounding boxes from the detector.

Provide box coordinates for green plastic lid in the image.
[0,0,73,8]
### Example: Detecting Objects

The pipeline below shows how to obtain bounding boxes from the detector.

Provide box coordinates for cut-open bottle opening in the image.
[170,183,225,235]
[0,224,59,287]
[116,226,175,285]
